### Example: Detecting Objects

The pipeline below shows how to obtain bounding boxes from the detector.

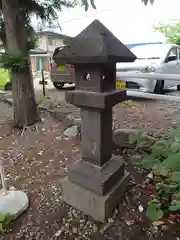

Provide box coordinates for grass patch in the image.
[0,68,9,88]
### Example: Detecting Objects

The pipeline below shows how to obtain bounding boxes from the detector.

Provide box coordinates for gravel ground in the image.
[0,88,180,239]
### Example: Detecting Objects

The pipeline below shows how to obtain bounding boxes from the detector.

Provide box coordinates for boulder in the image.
[64,125,80,138]
[113,128,155,149]
[0,190,29,220]
[113,128,142,148]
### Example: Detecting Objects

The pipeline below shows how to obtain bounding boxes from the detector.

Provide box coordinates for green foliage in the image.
[169,200,180,212]
[129,131,155,152]
[81,0,96,11]
[154,20,180,45]
[0,68,9,88]
[0,51,28,70]
[27,36,38,50]
[37,0,96,30]
[129,131,143,149]
[141,0,154,5]
[132,124,180,220]
[0,212,11,233]
[0,0,96,51]
[146,197,163,220]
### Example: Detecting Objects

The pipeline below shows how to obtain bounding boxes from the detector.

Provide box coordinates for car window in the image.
[178,48,180,60]
[131,44,166,60]
[166,48,178,62]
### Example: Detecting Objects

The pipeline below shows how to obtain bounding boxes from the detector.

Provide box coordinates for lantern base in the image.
[61,171,129,222]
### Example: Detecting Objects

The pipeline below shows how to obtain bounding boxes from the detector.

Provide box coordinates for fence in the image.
[118,72,180,102]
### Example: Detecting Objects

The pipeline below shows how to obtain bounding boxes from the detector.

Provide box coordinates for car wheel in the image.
[53,82,64,90]
[4,81,12,91]
[177,85,180,91]
[154,80,164,94]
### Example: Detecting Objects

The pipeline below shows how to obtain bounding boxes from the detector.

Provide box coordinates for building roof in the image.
[35,31,72,40]
[54,19,136,64]
[0,48,48,55]
[29,48,47,54]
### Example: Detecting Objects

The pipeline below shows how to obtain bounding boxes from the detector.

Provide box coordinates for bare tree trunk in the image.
[2,0,39,128]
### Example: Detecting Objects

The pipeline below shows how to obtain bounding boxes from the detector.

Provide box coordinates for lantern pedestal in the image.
[62,171,129,222]
[61,89,129,222]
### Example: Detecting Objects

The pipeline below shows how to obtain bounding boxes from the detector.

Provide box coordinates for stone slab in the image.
[61,171,130,222]
[0,190,29,220]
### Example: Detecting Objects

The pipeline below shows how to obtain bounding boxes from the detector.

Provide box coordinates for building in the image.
[36,31,72,55]
[31,31,72,74]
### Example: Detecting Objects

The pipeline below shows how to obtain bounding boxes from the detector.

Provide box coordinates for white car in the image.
[116,43,180,93]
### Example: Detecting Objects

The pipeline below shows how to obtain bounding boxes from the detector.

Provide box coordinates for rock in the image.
[113,129,155,150]
[72,227,78,234]
[108,218,114,223]
[64,125,79,137]
[125,219,135,226]
[152,220,165,226]
[138,204,144,212]
[113,129,142,148]
[147,172,153,179]
[55,230,62,237]
[65,222,70,229]
[0,190,29,220]
[93,224,98,232]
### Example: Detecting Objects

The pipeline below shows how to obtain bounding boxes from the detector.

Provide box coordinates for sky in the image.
[33,0,180,44]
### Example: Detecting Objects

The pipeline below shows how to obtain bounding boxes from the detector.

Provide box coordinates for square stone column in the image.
[62,90,130,222]
[68,107,125,196]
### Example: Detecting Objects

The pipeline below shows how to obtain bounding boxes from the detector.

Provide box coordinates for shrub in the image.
[131,125,180,220]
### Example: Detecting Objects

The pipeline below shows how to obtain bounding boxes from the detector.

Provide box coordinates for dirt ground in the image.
[0,88,180,239]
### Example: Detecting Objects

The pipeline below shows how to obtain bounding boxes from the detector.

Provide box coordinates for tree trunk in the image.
[2,0,39,128]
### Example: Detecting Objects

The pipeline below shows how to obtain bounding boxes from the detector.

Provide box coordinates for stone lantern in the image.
[54,20,136,222]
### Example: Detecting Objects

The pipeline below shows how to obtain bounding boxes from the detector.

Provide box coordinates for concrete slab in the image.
[61,171,129,222]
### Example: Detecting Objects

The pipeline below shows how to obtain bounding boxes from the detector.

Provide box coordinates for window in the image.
[48,37,53,45]
[131,44,166,59]
[166,48,178,61]
[178,48,180,59]
[36,56,42,72]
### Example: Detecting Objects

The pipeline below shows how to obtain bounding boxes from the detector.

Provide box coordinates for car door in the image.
[159,47,180,89]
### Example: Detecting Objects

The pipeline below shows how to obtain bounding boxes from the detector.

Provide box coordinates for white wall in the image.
[37,35,64,54]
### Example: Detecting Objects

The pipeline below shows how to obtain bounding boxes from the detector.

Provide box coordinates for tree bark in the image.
[2,0,39,128]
